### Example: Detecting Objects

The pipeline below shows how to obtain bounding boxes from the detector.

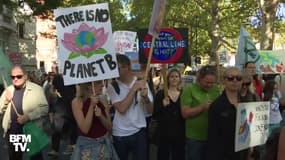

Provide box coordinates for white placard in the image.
[54,3,119,85]
[235,101,270,152]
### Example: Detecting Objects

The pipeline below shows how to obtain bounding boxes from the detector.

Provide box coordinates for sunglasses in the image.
[225,76,242,82]
[242,82,251,86]
[11,75,24,80]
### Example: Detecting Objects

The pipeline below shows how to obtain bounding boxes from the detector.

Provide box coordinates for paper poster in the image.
[235,101,270,152]
[113,31,137,54]
[138,28,188,64]
[54,3,119,85]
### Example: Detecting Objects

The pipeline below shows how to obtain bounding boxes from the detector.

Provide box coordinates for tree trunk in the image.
[210,0,220,63]
[259,0,279,50]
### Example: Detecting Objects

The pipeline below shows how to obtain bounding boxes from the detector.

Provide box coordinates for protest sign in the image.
[54,3,119,85]
[148,0,167,36]
[113,31,137,54]
[235,101,270,152]
[138,28,188,64]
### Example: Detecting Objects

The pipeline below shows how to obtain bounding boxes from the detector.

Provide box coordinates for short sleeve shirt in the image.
[180,83,221,140]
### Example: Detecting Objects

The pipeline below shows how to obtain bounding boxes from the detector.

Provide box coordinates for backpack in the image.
[111,79,139,105]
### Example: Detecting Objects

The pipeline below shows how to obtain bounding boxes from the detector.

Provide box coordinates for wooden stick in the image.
[144,33,157,81]
[92,82,95,95]
[91,82,98,109]
[10,100,20,117]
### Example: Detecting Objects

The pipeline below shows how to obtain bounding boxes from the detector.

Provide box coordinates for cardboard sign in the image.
[235,102,270,152]
[54,3,119,85]
[138,28,188,64]
[113,31,137,54]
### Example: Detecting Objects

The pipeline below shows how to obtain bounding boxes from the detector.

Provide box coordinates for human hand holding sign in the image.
[90,94,99,106]
[4,90,12,105]
[94,106,102,117]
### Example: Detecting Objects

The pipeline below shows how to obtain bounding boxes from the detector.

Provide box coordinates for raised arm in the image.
[72,97,94,134]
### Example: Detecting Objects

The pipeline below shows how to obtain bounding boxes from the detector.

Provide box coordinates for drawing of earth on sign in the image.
[62,23,108,60]
[143,28,186,63]
[238,109,254,143]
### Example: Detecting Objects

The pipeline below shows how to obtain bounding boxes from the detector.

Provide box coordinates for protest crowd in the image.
[0,58,285,160]
[1,2,285,160]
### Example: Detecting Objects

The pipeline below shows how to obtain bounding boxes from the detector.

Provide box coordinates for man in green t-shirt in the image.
[181,65,221,160]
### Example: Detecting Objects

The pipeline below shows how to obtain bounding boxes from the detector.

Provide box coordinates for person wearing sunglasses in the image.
[181,65,221,160]
[239,71,260,103]
[208,67,245,160]
[0,65,48,160]
[238,71,261,160]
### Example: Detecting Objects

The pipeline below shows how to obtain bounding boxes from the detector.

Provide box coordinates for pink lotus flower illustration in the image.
[62,23,108,59]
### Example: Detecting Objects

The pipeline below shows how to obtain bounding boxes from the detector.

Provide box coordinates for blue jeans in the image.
[113,128,147,160]
[186,138,208,160]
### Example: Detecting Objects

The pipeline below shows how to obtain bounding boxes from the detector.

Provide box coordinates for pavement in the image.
[0,127,157,160]
[0,128,72,160]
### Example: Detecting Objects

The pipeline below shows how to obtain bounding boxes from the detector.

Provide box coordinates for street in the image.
[0,126,71,160]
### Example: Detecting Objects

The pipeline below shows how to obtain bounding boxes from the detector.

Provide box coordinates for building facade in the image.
[0,6,18,57]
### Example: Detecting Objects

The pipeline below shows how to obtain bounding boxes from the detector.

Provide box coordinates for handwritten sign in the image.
[54,3,119,85]
[113,31,137,54]
[235,101,270,152]
[138,28,188,64]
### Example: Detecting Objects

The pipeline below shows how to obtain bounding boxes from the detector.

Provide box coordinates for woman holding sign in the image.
[208,67,244,160]
[71,81,119,160]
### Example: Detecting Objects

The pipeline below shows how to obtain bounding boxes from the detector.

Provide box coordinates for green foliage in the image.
[19,0,285,57]
[127,0,258,57]
[24,0,128,30]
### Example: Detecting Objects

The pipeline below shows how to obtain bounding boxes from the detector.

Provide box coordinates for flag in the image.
[0,48,12,87]
[236,26,261,73]
[148,0,167,36]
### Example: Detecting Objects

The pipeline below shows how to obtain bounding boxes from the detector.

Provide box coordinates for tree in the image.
[24,0,128,30]
[258,0,280,50]
[128,0,257,59]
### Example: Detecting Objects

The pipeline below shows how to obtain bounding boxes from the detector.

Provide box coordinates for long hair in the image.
[167,68,182,91]
[77,82,92,100]
[263,80,276,101]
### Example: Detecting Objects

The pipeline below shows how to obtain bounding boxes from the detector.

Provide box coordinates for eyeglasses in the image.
[242,82,251,86]
[11,75,24,80]
[225,76,242,82]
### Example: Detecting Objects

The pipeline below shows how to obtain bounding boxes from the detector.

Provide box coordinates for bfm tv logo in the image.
[9,134,31,152]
